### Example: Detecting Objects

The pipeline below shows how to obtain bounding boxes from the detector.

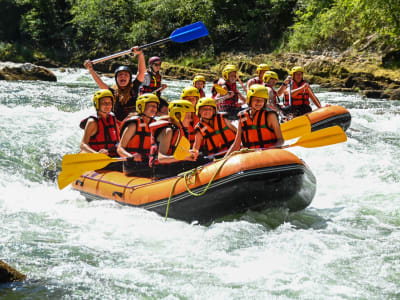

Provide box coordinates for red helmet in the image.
[148,56,161,65]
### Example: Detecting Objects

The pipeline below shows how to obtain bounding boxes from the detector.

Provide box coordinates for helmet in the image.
[290,66,305,76]
[114,66,132,82]
[93,89,115,110]
[148,56,161,65]
[196,97,217,116]
[193,75,206,86]
[168,100,195,123]
[256,64,270,74]
[262,71,279,83]
[180,86,200,99]
[136,93,160,114]
[222,64,238,80]
[246,84,269,105]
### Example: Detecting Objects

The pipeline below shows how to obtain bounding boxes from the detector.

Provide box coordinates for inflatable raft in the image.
[305,105,351,132]
[72,149,316,224]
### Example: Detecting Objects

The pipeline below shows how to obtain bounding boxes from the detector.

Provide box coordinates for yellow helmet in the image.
[136,93,160,114]
[290,66,305,76]
[256,64,270,74]
[222,64,238,80]
[93,89,115,110]
[246,84,269,105]
[168,100,195,123]
[193,75,206,86]
[180,86,200,100]
[262,71,279,83]
[196,97,217,116]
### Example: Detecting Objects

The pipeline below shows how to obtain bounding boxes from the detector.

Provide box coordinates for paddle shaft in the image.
[236,75,247,93]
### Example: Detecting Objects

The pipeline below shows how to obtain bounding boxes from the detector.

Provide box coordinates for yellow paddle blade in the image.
[280,115,311,140]
[213,83,228,95]
[62,153,118,171]
[290,125,347,148]
[57,170,83,190]
[173,136,191,160]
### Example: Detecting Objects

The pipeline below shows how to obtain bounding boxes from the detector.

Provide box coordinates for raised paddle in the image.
[213,83,228,95]
[92,21,209,64]
[280,115,311,140]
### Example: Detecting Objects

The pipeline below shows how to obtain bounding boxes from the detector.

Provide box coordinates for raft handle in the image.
[75,180,84,186]
[112,191,123,198]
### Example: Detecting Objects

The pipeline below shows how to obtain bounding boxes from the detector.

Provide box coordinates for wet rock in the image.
[390,88,400,100]
[362,90,384,99]
[0,260,26,283]
[0,62,57,81]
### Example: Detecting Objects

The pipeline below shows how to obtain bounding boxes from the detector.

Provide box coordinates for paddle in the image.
[173,136,191,160]
[213,83,228,96]
[280,115,311,140]
[92,21,209,64]
[236,74,247,93]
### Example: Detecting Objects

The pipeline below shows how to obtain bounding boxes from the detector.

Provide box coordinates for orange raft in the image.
[305,105,351,132]
[72,149,316,224]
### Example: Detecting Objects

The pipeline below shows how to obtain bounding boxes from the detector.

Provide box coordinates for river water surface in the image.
[0,69,399,299]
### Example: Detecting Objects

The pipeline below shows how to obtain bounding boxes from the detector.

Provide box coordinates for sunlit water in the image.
[0,69,399,299]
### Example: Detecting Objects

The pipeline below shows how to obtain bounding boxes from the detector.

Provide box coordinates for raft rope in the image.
[165,148,255,220]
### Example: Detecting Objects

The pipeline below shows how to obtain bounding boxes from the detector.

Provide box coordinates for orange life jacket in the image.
[148,119,186,166]
[195,113,236,155]
[80,114,120,157]
[238,108,277,149]
[284,80,310,106]
[120,115,155,158]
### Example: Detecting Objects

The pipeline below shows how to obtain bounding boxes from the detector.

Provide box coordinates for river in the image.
[0,69,399,299]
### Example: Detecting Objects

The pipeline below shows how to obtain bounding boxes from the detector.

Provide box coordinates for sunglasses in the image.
[152,63,161,66]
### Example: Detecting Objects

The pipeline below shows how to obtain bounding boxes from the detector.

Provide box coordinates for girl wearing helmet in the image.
[117,94,159,176]
[246,64,270,89]
[225,85,284,157]
[193,97,237,157]
[180,86,201,147]
[84,46,146,122]
[213,64,246,120]
[262,71,290,113]
[79,90,121,170]
[283,66,323,118]
[193,75,206,98]
[140,56,168,97]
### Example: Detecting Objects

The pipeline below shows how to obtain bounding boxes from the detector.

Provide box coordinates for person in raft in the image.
[80,89,121,171]
[140,56,169,115]
[192,97,237,158]
[212,64,246,120]
[262,70,290,114]
[180,86,201,147]
[225,84,284,157]
[246,63,270,89]
[84,46,146,122]
[282,66,323,118]
[148,100,204,178]
[117,93,159,177]
[193,75,206,98]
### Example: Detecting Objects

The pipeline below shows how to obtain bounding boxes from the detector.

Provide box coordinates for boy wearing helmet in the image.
[193,97,237,157]
[246,64,270,89]
[80,90,121,170]
[180,86,201,147]
[213,64,246,120]
[117,93,159,176]
[225,84,284,157]
[84,46,146,122]
[193,75,206,98]
[283,66,323,118]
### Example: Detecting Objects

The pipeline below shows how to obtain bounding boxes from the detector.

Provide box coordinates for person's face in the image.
[183,96,199,107]
[250,97,266,111]
[228,72,236,83]
[293,71,303,83]
[199,106,214,119]
[151,62,161,72]
[268,78,277,86]
[195,81,205,89]
[143,102,158,117]
[116,71,131,87]
[99,97,113,113]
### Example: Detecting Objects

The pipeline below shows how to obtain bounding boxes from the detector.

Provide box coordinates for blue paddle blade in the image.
[170,21,209,43]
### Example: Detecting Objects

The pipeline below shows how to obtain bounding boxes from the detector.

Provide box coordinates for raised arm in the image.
[83,60,109,89]
[132,46,146,82]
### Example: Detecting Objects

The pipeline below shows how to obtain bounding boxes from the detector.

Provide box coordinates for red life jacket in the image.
[238,108,277,149]
[140,70,162,96]
[265,83,279,106]
[284,80,310,106]
[120,115,155,158]
[247,77,262,88]
[148,120,185,166]
[195,113,236,155]
[215,79,239,110]
[198,88,205,98]
[80,114,120,157]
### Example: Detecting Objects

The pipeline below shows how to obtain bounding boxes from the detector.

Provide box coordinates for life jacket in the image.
[80,113,120,157]
[187,114,200,147]
[195,113,236,155]
[247,77,262,88]
[120,115,155,159]
[238,108,277,149]
[215,79,239,110]
[148,119,186,166]
[284,80,310,106]
[265,83,279,106]
[140,70,162,96]
[198,88,205,98]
